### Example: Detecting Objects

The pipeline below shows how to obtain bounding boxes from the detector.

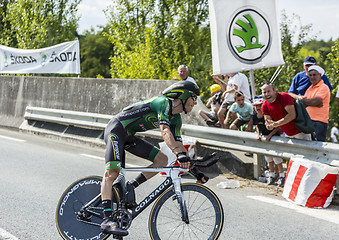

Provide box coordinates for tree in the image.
[0,0,80,49]
[105,0,212,100]
[327,40,339,127]
[80,27,113,78]
[253,11,315,94]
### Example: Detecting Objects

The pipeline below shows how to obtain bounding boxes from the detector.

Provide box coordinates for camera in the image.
[214,92,222,104]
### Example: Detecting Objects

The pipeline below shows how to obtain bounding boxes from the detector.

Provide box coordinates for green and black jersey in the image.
[116,96,182,141]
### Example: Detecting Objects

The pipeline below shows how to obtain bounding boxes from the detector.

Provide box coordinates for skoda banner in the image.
[0,40,80,74]
[208,0,284,75]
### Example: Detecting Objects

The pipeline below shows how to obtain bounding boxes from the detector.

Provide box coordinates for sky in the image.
[78,0,339,41]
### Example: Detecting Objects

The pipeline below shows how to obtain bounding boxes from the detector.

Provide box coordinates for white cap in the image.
[308,65,325,76]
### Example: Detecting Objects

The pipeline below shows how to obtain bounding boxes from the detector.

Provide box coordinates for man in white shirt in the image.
[175,65,197,85]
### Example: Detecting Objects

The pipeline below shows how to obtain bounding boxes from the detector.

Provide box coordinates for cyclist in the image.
[100,81,207,236]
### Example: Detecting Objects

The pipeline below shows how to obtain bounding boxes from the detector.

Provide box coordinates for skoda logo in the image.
[227,8,271,64]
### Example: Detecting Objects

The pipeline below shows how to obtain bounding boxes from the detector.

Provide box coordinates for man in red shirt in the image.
[261,82,311,141]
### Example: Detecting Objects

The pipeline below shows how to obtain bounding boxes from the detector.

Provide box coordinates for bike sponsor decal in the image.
[135,179,171,212]
[59,179,101,216]
[63,230,105,240]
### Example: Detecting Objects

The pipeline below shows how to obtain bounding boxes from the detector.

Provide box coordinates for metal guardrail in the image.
[24,106,112,129]
[23,106,339,178]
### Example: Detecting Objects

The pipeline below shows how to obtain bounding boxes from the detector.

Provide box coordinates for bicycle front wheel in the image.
[149,183,224,240]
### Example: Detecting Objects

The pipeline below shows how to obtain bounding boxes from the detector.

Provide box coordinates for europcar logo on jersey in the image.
[227,7,271,64]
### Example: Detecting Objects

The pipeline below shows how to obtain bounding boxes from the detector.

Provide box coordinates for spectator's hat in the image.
[252,95,264,105]
[210,84,221,94]
[308,65,325,76]
[304,56,317,65]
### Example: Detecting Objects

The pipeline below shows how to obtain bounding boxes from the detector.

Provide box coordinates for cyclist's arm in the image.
[160,124,187,155]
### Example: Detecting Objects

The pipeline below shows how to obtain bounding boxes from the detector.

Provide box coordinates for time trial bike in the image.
[56,153,224,240]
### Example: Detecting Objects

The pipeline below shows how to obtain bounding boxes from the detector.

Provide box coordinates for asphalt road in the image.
[1,128,339,240]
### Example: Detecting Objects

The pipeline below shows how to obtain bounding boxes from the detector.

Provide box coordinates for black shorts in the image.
[221,101,233,109]
[104,118,160,169]
[232,118,249,129]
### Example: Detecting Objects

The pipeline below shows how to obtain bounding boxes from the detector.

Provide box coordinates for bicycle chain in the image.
[76,217,101,227]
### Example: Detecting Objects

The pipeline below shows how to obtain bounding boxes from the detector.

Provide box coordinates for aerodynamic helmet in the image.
[162,81,200,100]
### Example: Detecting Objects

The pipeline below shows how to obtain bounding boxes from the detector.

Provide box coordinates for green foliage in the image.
[105,0,212,101]
[253,12,314,94]
[80,28,113,78]
[327,40,339,126]
[0,0,80,49]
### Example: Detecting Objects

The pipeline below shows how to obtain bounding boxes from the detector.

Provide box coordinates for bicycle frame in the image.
[81,166,189,222]
[122,166,188,220]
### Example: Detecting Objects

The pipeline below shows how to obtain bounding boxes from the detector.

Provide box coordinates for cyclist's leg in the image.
[126,136,168,184]
[101,119,128,236]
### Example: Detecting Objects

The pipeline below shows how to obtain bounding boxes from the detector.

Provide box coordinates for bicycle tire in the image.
[148,183,224,240]
[56,176,110,240]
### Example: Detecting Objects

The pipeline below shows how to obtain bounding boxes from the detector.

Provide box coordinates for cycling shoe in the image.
[100,218,128,236]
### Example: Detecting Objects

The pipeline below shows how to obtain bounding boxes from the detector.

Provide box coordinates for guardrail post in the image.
[253,153,264,179]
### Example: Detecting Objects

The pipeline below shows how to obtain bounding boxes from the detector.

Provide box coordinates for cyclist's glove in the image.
[176,152,190,163]
[190,167,209,184]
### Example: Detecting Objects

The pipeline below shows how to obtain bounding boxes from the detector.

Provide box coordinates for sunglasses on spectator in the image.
[260,81,272,86]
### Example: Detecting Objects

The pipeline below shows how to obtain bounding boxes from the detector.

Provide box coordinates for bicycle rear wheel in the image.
[149,183,224,240]
[56,176,109,240]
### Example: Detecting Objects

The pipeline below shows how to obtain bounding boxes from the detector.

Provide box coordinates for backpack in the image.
[278,94,315,134]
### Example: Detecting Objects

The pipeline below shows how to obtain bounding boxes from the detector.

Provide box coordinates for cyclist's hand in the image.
[176,152,191,169]
[190,167,209,184]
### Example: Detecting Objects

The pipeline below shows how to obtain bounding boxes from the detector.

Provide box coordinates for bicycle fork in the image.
[172,176,189,224]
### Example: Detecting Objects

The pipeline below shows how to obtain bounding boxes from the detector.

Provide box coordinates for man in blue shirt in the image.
[288,56,332,98]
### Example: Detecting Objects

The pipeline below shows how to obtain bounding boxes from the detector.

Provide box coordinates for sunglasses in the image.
[260,81,272,86]
[191,95,198,101]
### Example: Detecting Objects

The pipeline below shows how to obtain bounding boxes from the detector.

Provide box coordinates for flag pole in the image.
[249,69,256,99]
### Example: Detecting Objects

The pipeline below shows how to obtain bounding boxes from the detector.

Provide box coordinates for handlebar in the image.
[189,152,219,168]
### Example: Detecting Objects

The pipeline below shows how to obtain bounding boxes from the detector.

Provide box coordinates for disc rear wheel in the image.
[56,176,109,240]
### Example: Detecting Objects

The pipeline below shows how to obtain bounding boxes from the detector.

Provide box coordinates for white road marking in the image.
[0,227,20,240]
[80,154,142,168]
[80,153,104,161]
[0,135,26,142]
[247,195,339,225]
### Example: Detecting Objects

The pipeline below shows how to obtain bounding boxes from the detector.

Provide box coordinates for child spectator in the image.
[252,96,285,187]
[199,84,223,127]
[225,91,253,131]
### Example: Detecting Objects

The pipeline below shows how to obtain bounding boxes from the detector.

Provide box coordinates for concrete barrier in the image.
[0,76,208,128]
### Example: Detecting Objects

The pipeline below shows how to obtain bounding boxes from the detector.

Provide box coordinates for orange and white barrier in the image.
[282,157,338,208]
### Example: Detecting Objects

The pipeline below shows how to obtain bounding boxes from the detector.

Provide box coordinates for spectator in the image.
[288,56,332,98]
[336,86,339,107]
[252,96,285,187]
[174,65,197,85]
[225,91,253,131]
[330,123,338,143]
[215,72,251,128]
[296,66,330,142]
[199,84,223,127]
[261,82,312,141]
